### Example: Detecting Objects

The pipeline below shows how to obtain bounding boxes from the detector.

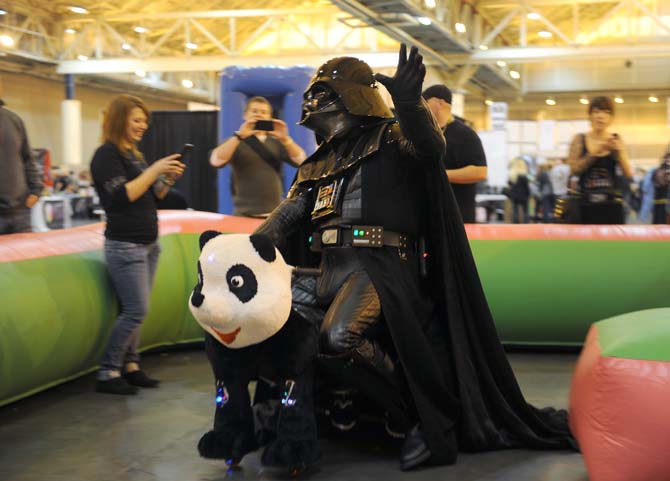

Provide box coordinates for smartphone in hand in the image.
[255,120,274,131]
[179,143,194,162]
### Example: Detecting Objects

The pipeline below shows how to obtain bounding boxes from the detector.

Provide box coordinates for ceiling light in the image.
[479,44,488,50]
[455,23,466,33]
[121,43,132,50]
[614,96,624,104]
[135,70,146,78]
[527,12,541,20]
[65,28,76,34]
[185,42,198,50]
[579,97,589,105]
[69,6,88,14]
[0,9,7,15]
[77,54,88,61]
[496,60,507,67]
[181,79,194,89]
[424,0,436,8]
[417,17,432,26]
[134,26,148,34]
[545,98,556,106]
[510,70,520,79]
[0,35,15,47]
[648,95,659,103]
[485,99,493,106]
[538,31,552,38]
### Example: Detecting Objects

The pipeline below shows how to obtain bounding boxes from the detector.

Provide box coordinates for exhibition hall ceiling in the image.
[1,0,669,97]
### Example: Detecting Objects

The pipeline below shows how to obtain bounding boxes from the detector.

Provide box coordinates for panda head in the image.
[189,232,293,349]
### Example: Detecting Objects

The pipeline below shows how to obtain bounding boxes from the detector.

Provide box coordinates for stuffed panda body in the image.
[190,232,320,472]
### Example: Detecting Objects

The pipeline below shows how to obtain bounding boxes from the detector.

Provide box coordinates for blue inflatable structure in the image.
[217,66,316,214]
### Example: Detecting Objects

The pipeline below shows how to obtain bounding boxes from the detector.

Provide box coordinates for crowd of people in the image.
[501,96,668,225]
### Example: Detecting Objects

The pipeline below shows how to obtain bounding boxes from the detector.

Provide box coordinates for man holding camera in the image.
[210,96,306,217]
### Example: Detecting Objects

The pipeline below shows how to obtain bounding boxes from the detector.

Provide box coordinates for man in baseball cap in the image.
[423,84,487,222]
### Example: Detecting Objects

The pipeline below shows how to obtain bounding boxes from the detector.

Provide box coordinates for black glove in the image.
[374,43,426,103]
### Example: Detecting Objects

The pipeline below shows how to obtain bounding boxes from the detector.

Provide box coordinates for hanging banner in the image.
[489,102,508,131]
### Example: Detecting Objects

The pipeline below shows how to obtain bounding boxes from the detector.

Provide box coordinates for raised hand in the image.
[238,119,257,139]
[152,153,185,182]
[374,43,426,103]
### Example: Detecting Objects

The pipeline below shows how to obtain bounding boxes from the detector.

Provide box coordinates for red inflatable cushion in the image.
[570,325,670,481]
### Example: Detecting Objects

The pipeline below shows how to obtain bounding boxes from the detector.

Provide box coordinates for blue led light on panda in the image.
[215,381,228,408]
[281,379,297,407]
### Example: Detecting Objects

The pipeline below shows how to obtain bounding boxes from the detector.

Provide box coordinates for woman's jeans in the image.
[512,200,529,223]
[98,239,161,378]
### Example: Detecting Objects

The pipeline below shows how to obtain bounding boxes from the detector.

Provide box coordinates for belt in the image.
[310,225,414,251]
[581,192,623,204]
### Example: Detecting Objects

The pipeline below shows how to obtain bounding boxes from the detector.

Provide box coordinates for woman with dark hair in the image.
[567,96,633,224]
[91,94,185,395]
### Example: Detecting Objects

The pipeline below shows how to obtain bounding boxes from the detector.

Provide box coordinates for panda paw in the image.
[197,429,258,461]
[261,439,320,470]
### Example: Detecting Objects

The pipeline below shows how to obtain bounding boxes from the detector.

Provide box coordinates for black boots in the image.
[124,370,160,388]
[399,425,431,470]
[95,377,138,395]
[400,424,458,470]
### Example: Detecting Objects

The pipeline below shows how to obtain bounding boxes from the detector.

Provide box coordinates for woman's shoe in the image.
[124,370,160,388]
[95,377,139,395]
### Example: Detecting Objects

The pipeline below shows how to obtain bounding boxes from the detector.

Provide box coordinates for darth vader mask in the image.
[299,83,362,142]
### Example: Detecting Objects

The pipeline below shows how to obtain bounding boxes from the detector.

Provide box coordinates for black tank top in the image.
[653,165,669,201]
[578,134,619,197]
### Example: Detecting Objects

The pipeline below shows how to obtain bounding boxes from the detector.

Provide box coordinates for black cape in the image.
[281,105,575,464]
[359,134,575,460]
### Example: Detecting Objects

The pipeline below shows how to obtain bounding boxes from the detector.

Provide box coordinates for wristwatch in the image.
[233,131,242,140]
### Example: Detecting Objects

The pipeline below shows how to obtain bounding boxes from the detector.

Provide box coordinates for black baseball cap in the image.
[422,84,452,104]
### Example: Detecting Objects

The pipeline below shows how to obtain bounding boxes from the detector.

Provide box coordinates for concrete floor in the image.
[0,350,588,481]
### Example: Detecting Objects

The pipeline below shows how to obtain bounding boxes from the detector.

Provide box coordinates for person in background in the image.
[537,163,554,222]
[209,96,307,217]
[90,94,185,395]
[651,153,670,224]
[550,158,570,203]
[507,158,530,223]
[0,76,43,234]
[567,96,633,224]
[422,84,487,223]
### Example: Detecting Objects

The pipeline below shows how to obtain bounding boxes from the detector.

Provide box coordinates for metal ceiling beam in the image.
[328,0,456,69]
[330,0,521,91]
[56,52,401,74]
[442,42,670,63]
[66,9,338,22]
[480,0,633,6]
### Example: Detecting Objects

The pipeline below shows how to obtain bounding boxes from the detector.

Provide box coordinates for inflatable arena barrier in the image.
[1,213,668,406]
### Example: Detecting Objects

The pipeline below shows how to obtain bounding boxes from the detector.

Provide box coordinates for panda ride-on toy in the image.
[189,231,320,476]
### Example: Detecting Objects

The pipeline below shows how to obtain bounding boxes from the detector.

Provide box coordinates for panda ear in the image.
[250,234,277,263]
[199,230,221,251]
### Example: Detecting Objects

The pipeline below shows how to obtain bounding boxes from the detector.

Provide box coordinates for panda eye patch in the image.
[225,264,258,303]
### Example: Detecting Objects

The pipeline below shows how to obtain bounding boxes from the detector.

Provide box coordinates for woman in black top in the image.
[567,96,633,224]
[91,94,185,395]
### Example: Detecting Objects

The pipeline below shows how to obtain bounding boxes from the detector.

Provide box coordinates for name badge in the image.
[311,178,344,220]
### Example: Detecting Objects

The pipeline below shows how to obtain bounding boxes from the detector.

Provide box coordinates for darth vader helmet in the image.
[299,57,393,142]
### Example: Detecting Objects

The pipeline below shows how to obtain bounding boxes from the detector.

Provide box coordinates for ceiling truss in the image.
[1,0,669,98]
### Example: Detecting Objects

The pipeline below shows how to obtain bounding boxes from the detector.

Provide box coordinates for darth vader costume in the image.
[256,44,575,470]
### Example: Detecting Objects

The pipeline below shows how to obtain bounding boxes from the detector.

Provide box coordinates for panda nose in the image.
[191,291,204,307]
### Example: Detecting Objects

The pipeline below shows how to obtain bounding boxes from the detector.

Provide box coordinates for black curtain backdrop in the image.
[139,110,219,212]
